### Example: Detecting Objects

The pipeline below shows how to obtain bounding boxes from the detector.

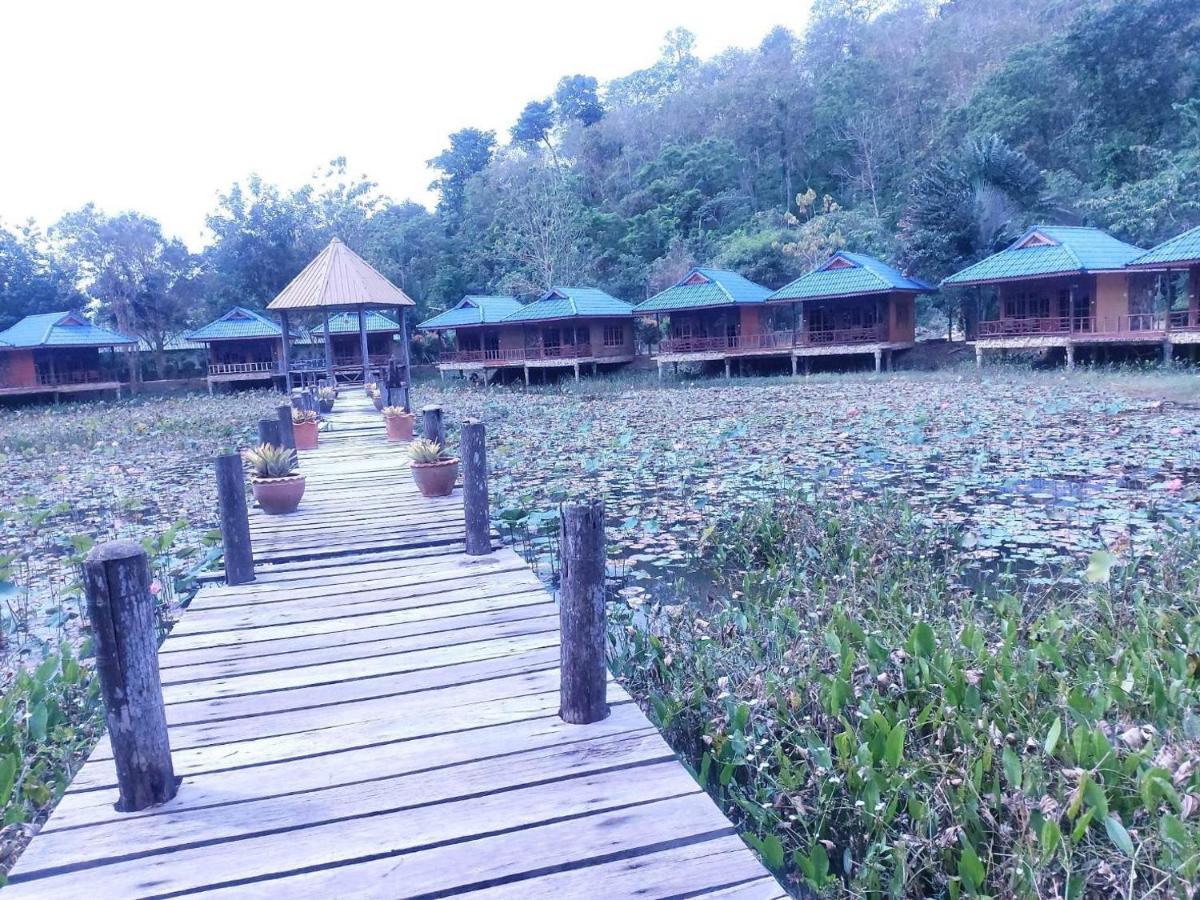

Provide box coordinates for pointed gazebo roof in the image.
[267,238,416,311]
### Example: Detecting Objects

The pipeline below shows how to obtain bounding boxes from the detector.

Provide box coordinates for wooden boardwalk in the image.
[6,393,783,899]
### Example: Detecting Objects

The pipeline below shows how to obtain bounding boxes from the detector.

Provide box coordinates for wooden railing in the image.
[799,325,889,346]
[659,326,889,354]
[441,348,526,364]
[208,361,278,376]
[658,335,739,354]
[36,370,108,386]
[979,315,1169,338]
[440,343,626,364]
[528,342,592,361]
[1169,310,1200,331]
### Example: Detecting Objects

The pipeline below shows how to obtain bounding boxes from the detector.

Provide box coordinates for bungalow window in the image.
[1006,291,1051,320]
[603,324,624,346]
[542,328,561,349]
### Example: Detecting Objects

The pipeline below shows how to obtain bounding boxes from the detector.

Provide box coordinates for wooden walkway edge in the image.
[6,393,784,899]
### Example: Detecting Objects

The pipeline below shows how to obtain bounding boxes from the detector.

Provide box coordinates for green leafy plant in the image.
[407,438,448,464]
[382,406,411,417]
[243,444,299,478]
[317,387,336,401]
[291,410,318,424]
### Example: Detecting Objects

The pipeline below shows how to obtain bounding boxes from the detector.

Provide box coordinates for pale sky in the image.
[1,1,813,247]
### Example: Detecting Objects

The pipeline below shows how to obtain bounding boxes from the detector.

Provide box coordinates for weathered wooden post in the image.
[461,419,490,556]
[257,418,281,447]
[214,452,254,584]
[558,500,609,724]
[422,404,445,448]
[83,541,178,811]
[276,404,296,450]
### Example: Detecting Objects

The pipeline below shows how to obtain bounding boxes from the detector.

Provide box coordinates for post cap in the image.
[86,539,148,564]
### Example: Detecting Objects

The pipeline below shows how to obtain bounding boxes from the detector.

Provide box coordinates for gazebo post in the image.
[398,306,411,412]
[280,311,293,393]
[358,306,370,384]
[323,310,334,382]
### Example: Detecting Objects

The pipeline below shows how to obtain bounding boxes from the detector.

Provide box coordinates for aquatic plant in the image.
[611,492,1200,897]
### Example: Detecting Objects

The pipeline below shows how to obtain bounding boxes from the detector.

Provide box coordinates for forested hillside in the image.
[2,0,1198,349]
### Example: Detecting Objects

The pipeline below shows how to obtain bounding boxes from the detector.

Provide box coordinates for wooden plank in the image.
[5,765,708,897]
[4,390,780,899]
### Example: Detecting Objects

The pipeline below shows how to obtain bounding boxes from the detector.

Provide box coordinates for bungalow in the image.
[424,288,634,382]
[308,311,401,379]
[943,226,1154,368]
[186,307,283,393]
[1126,224,1200,354]
[500,287,635,381]
[0,311,135,399]
[767,252,931,373]
[634,267,774,377]
[416,296,525,375]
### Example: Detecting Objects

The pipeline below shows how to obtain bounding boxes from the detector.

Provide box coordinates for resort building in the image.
[186,307,284,393]
[766,252,931,372]
[634,267,774,376]
[416,295,525,373]
[0,311,135,400]
[1126,224,1200,357]
[943,226,1155,368]
[421,288,635,382]
[307,311,402,377]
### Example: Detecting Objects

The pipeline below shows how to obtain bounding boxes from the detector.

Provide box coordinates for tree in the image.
[901,136,1050,337]
[511,99,559,164]
[0,222,82,330]
[53,207,197,381]
[490,160,590,294]
[427,128,497,224]
[555,75,603,126]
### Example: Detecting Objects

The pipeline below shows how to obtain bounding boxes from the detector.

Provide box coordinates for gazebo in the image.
[266,237,416,391]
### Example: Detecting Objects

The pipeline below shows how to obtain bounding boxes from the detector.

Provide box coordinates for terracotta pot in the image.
[293,419,319,450]
[372,396,384,412]
[385,414,414,442]
[411,458,459,498]
[251,475,306,514]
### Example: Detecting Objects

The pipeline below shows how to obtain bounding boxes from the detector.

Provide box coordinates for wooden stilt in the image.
[558,500,609,725]
[83,541,178,812]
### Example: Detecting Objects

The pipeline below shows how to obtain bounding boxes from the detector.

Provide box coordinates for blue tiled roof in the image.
[1128,224,1200,269]
[186,307,281,342]
[417,296,524,330]
[633,267,772,313]
[943,226,1144,286]
[0,312,136,349]
[500,287,632,323]
[769,252,933,301]
[315,311,401,335]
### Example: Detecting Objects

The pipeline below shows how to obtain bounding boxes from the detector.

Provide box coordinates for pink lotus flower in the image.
[1165,478,1184,492]
[149,579,162,596]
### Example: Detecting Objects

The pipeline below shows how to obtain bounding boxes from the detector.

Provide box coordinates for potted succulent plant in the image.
[292,410,320,450]
[244,444,305,514]
[407,437,458,498]
[317,386,336,413]
[383,405,415,442]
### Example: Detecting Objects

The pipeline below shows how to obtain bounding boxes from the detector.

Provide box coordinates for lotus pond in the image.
[0,391,277,861]
[423,368,1200,897]
[423,369,1200,596]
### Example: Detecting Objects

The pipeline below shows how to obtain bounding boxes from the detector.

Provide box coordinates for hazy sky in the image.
[2,1,813,247]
